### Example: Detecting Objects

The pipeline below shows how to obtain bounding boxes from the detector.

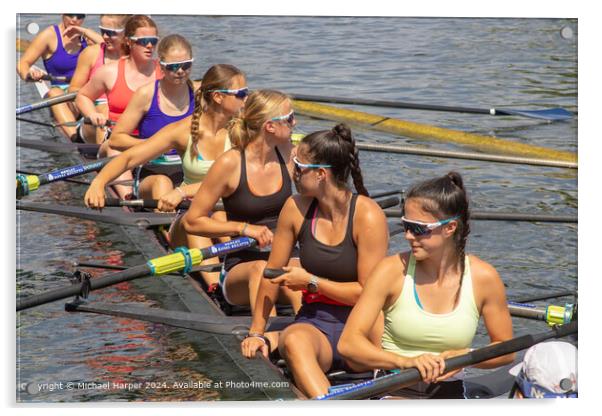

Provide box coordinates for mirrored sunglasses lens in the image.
[402,221,429,236]
[235,89,249,98]
[101,29,118,37]
[164,62,192,72]
[135,37,158,46]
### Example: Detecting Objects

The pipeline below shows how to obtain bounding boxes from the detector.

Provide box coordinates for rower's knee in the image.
[280,331,307,359]
[152,175,174,195]
[247,261,267,289]
[47,88,64,98]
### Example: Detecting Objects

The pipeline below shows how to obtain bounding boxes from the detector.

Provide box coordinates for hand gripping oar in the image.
[16,157,112,198]
[16,91,78,115]
[291,93,574,122]
[16,237,257,311]
[316,320,577,400]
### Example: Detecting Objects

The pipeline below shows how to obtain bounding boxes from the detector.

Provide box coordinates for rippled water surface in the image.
[16,14,577,402]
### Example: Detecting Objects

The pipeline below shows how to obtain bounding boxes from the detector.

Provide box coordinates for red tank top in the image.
[107,57,162,130]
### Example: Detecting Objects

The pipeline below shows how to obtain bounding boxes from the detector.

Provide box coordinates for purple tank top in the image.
[138,80,195,139]
[42,25,87,85]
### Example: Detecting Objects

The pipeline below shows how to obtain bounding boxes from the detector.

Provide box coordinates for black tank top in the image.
[222,146,292,229]
[298,194,359,283]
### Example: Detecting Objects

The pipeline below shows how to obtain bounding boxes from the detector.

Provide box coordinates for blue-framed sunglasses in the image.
[160,58,194,72]
[65,14,86,20]
[208,87,249,99]
[99,26,124,37]
[401,215,460,236]
[271,110,295,126]
[129,36,159,47]
[292,156,332,174]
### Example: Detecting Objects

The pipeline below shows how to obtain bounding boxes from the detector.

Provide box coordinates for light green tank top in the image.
[381,254,479,357]
[181,134,231,185]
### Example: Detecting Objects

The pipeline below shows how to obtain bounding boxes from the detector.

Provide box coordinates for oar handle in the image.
[104,198,192,210]
[264,268,286,279]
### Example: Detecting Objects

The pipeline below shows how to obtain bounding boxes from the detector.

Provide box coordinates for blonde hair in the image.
[157,34,192,61]
[100,14,130,28]
[189,64,245,159]
[227,90,290,149]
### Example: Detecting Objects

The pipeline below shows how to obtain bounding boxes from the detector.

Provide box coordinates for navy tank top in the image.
[222,147,292,230]
[43,25,87,85]
[298,194,359,283]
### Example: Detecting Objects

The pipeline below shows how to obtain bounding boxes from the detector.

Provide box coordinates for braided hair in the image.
[301,123,368,196]
[405,171,471,304]
[189,64,245,160]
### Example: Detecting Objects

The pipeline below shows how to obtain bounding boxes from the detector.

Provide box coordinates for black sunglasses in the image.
[65,14,86,20]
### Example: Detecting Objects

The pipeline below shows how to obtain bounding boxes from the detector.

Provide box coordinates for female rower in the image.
[69,14,130,144]
[17,14,103,139]
[84,64,245,287]
[181,90,303,313]
[337,172,514,399]
[76,14,162,197]
[107,34,200,200]
[240,123,389,398]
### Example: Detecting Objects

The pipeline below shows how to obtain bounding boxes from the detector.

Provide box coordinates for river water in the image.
[15,14,577,402]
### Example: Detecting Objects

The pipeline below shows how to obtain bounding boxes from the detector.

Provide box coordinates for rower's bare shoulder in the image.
[366,254,405,294]
[133,81,155,102]
[355,195,387,223]
[468,255,504,289]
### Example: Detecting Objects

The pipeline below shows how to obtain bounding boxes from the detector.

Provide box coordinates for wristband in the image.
[241,222,248,236]
[246,332,271,351]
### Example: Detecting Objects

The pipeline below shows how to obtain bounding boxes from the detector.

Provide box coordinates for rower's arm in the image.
[250,197,300,333]
[338,255,412,371]
[68,46,95,93]
[471,258,515,369]
[182,151,243,238]
[109,86,154,151]
[17,28,51,80]
[76,67,109,117]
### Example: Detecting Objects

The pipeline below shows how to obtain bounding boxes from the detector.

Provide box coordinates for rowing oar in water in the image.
[16,237,258,311]
[316,320,577,400]
[291,93,574,122]
[384,208,577,224]
[16,157,112,199]
[16,91,78,115]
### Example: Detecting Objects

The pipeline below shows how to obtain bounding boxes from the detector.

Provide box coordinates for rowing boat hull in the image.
[24,78,304,400]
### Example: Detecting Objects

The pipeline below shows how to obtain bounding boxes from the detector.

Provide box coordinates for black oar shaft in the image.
[16,92,78,115]
[319,321,577,400]
[384,208,576,223]
[17,264,151,311]
[514,290,575,304]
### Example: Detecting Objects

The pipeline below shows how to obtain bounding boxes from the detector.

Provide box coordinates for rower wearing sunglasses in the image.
[107,34,200,200]
[69,14,130,144]
[337,172,514,399]
[240,123,389,398]
[181,90,301,313]
[76,15,162,198]
[85,64,246,287]
[17,14,102,140]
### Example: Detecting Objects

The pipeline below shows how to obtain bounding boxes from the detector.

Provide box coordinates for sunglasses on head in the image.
[65,14,86,20]
[129,36,159,47]
[160,58,194,72]
[401,215,459,236]
[208,87,249,99]
[271,110,295,126]
[99,26,124,37]
[292,156,332,175]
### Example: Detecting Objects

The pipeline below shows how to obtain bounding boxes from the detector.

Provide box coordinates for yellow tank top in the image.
[381,254,479,357]
[181,134,231,185]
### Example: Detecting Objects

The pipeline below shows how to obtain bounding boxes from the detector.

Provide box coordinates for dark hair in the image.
[301,123,368,196]
[189,64,245,159]
[405,171,471,302]
[122,15,158,55]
